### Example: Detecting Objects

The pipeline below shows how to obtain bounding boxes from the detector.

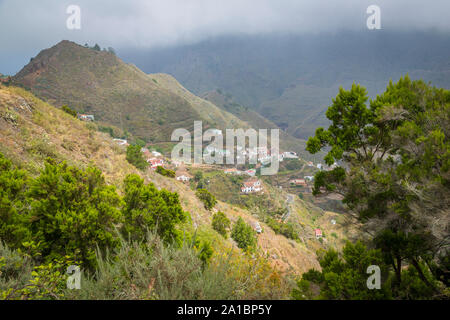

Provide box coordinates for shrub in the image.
[156,166,175,178]
[266,218,299,240]
[126,144,148,170]
[291,241,392,300]
[27,159,123,268]
[195,189,217,210]
[121,174,187,245]
[231,217,257,251]
[61,105,77,117]
[211,212,231,238]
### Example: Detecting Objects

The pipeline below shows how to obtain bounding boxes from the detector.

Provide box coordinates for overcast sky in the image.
[1,0,450,74]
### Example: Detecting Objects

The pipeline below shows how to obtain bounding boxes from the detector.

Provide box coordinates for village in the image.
[75,113,337,242]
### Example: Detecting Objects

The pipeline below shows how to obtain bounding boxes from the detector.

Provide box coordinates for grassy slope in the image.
[1,84,347,276]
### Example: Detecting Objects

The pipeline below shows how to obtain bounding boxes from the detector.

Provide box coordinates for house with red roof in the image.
[241,177,262,194]
[147,158,164,169]
[315,228,322,239]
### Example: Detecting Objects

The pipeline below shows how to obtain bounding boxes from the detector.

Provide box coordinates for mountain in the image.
[13,40,318,158]
[12,41,251,145]
[120,31,450,139]
[0,83,354,276]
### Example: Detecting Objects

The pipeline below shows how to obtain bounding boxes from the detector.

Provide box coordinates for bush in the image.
[231,217,257,251]
[27,159,123,268]
[195,189,217,210]
[156,166,175,178]
[121,174,187,244]
[266,218,299,240]
[211,212,231,238]
[126,145,148,170]
[98,125,114,137]
[61,105,77,117]
[292,241,392,300]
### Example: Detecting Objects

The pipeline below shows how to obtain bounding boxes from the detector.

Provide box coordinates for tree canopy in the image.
[306,76,449,297]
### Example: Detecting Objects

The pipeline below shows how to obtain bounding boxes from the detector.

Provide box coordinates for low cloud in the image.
[0,0,449,73]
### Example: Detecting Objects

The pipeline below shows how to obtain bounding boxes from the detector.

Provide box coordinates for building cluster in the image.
[141,148,165,170]
[205,145,298,166]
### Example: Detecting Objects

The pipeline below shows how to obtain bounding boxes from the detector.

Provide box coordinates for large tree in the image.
[306,76,449,295]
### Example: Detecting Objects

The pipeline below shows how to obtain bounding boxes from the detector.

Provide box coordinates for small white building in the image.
[253,221,262,234]
[78,114,95,121]
[176,175,190,182]
[241,178,262,193]
[113,139,128,146]
[282,151,298,159]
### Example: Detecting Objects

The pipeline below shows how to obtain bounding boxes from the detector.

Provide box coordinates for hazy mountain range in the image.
[120,31,450,139]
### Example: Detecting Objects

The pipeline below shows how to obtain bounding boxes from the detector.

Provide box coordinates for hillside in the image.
[12,41,250,145]
[0,83,354,277]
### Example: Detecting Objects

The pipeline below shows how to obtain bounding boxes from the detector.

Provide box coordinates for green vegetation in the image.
[292,241,391,300]
[265,218,299,240]
[13,40,252,145]
[195,189,217,210]
[0,152,287,300]
[121,174,186,244]
[211,212,231,238]
[61,105,76,117]
[0,154,187,269]
[155,166,175,178]
[231,217,257,251]
[305,76,449,299]
[126,144,147,170]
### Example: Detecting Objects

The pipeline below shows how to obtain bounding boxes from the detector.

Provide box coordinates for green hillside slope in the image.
[13,41,249,144]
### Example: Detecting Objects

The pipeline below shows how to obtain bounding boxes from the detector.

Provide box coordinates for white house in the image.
[241,178,262,193]
[176,175,190,182]
[78,114,95,121]
[253,221,262,234]
[282,151,298,159]
[290,178,307,187]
